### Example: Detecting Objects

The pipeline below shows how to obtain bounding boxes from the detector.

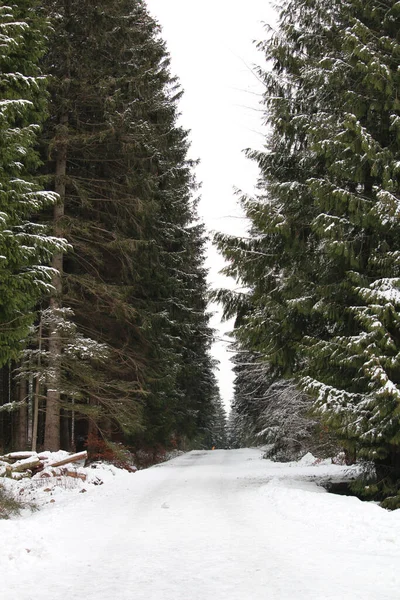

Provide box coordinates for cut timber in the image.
[8,457,41,472]
[47,451,87,468]
[40,467,87,481]
[64,469,87,481]
[3,452,47,462]
[6,469,30,480]
[5,452,37,460]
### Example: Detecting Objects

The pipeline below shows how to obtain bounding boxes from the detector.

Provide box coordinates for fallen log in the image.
[3,452,47,463]
[47,451,87,468]
[0,456,12,464]
[5,451,37,461]
[39,467,87,481]
[63,469,87,481]
[6,470,31,480]
[7,456,42,473]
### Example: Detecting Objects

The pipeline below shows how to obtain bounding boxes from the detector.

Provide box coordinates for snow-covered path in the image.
[2,449,400,600]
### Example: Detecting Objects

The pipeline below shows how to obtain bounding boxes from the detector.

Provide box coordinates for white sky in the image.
[146,0,276,411]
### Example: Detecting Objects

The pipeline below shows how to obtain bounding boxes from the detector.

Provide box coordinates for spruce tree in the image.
[215,0,400,494]
[208,394,228,449]
[230,349,276,448]
[38,0,216,451]
[300,0,400,485]
[0,1,66,368]
[171,221,218,445]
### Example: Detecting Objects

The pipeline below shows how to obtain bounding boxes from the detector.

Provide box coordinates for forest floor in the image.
[1,448,400,600]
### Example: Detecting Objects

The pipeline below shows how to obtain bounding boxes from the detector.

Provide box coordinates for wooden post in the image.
[32,317,42,452]
[17,379,28,449]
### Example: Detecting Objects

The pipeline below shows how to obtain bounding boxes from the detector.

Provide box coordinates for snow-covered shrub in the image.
[0,484,23,519]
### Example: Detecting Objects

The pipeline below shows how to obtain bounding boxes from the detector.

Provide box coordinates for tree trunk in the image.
[17,379,28,450]
[375,447,400,484]
[47,450,87,467]
[60,408,71,450]
[44,112,68,452]
[0,365,12,452]
[32,317,42,452]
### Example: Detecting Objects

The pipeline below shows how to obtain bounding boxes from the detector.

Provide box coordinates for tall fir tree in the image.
[0,1,66,367]
[35,0,217,451]
[299,0,400,487]
[0,1,67,452]
[215,0,400,496]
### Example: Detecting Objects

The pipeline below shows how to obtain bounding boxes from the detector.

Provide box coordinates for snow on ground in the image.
[1,448,400,600]
[1,450,134,511]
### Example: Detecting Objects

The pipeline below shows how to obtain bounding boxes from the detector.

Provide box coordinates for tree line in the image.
[0,0,227,456]
[217,0,400,506]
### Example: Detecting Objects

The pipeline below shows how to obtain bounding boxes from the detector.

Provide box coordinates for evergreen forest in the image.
[0,0,227,458]
[1,0,399,507]
[217,0,400,506]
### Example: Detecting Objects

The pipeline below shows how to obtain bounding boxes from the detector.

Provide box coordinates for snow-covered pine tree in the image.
[0,1,67,451]
[38,0,169,450]
[215,0,400,498]
[213,0,328,452]
[299,0,400,492]
[229,350,273,448]
[213,0,329,379]
[0,1,66,366]
[228,346,336,459]
[17,306,111,451]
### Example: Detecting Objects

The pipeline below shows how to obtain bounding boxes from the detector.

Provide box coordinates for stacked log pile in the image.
[0,451,88,480]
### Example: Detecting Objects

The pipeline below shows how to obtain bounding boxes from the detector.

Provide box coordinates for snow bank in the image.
[1,450,134,512]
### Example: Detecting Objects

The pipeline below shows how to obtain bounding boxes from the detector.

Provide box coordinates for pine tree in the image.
[0,1,66,368]
[299,0,400,486]
[228,346,336,458]
[229,349,271,448]
[37,0,216,451]
[170,221,218,446]
[17,306,110,451]
[209,394,228,449]
[215,0,400,494]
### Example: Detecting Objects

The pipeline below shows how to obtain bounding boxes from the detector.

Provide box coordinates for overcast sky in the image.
[146,0,276,411]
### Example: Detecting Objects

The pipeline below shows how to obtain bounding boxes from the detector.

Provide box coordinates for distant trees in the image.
[228,350,338,460]
[203,392,228,450]
[228,351,272,449]
[215,0,400,497]
[0,0,220,455]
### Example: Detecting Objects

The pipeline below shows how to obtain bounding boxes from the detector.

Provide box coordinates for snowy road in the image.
[2,449,400,600]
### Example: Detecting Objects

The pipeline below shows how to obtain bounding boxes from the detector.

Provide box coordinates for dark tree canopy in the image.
[0,0,219,456]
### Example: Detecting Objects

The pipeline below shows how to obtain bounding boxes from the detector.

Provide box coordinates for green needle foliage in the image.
[35,0,217,449]
[214,0,400,496]
[0,1,66,366]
